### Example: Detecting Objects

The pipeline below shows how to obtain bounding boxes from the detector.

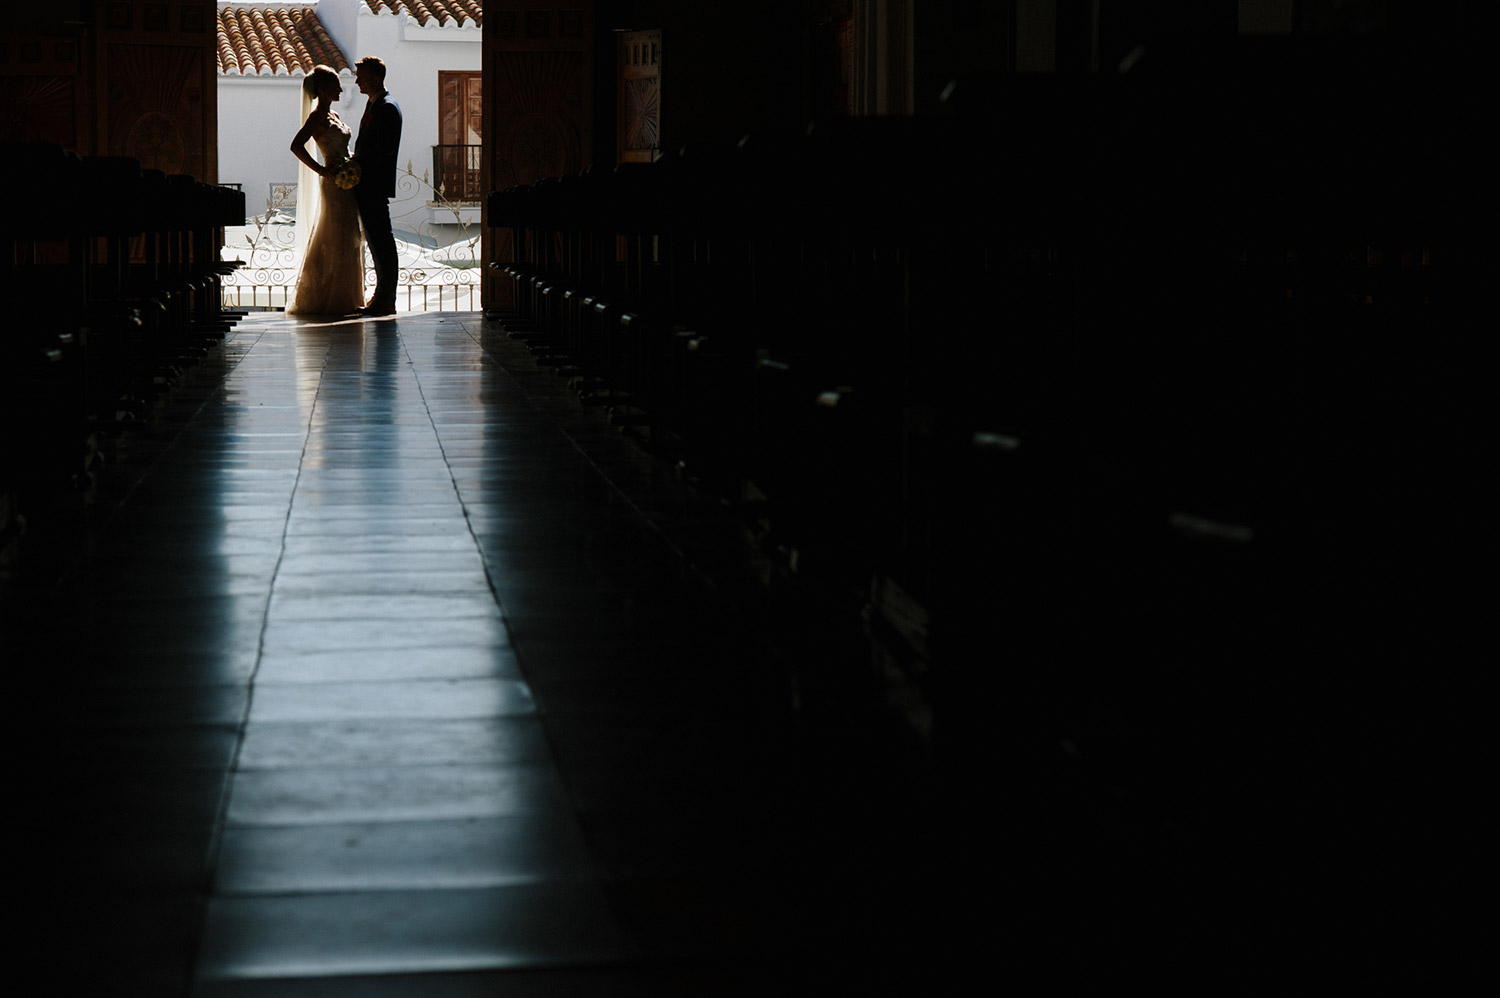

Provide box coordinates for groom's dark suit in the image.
[354,89,402,307]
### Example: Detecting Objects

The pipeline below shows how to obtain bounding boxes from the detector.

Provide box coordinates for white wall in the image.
[216,0,480,230]
[341,5,482,239]
[218,71,359,221]
[316,0,360,56]
[348,8,482,196]
[218,76,303,219]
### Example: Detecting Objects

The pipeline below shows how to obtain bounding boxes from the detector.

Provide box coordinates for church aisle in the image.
[190,315,627,988]
[6,312,938,997]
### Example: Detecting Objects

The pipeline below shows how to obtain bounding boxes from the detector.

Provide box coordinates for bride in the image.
[286,65,364,315]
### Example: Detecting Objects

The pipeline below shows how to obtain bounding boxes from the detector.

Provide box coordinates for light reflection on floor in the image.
[6,311,934,997]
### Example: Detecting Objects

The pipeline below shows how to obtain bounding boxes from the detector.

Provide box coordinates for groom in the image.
[352,56,402,316]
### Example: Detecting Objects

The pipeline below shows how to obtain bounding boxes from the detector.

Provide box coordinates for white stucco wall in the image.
[315,0,361,55]
[218,72,359,220]
[217,1,480,229]
[346,5,482,201]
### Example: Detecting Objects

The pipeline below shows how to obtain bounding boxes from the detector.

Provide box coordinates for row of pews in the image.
[1,142,245,561]
[488,37,1489,979]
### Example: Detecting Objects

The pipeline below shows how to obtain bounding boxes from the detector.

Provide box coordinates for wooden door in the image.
[103,1,218,181]
[617,29,661,164]
[481,1,595,310]
[438,70,483,201]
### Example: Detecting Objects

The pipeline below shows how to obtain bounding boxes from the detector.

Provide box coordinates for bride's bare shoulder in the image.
[302,109,331,135]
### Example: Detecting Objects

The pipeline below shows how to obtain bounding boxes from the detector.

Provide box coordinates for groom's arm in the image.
[378,100,402,159]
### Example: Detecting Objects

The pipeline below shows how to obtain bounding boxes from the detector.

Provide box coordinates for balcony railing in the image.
[432,144,482,203]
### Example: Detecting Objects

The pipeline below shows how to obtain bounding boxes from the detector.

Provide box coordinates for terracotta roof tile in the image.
[217,7,351,77]
[362,0,483,28]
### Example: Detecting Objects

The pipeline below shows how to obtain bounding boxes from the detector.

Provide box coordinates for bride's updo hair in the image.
[302,65,340,98]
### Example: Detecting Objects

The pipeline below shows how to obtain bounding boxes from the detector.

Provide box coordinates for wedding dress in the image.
[287,119,364,315]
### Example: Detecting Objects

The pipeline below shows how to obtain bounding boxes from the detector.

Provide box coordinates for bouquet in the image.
[333,159,362,190]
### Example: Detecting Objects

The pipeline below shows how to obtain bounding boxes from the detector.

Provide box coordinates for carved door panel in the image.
[489,51,587,188]
[0,71,83,148]
[482,2,595,310]
[617,29,660,164]
[108,44,207,177]
[100,2,218,183]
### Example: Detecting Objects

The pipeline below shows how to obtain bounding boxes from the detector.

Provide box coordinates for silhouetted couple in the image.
[287,57,402,317]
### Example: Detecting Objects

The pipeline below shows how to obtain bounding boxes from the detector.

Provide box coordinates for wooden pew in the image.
[1,144,244,554]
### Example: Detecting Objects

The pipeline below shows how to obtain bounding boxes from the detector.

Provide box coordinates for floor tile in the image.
[2,312,938,996]
[279,533,478,557]
[259,616,509,654]
[248,677,535,722]
[236,715,553,770]
[48,826,219,891]
[282,516,471,538]
[80,593,271,623]
[35,893,206,995]
[274,551,488,576]
[191,967,655,998]
[35,765,232,828]
[71,684,252,727]
[70,647,264,688]
[225,763,572,825]
[57,723,242,770]
[287,503,463,521]
[74,611,268,652]
[215,813,596,893]
[253,643,520,683]
[195,883,627,980]
[268,568,493,597]
[63,571,278,600]
[265,592,499,620]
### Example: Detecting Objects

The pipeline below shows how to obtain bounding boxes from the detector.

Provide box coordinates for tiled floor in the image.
[4,312,939,996]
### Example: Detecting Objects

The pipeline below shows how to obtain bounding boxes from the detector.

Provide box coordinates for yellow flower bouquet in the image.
[333,159,362,190]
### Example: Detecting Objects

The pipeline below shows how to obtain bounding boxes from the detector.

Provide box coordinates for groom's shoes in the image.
[359,299,397,317]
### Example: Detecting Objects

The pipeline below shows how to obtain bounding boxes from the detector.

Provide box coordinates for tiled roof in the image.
[363,0,483,28]
[217,7,350,77]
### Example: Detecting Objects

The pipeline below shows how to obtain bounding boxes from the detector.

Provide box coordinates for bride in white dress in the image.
[287,65,364,316]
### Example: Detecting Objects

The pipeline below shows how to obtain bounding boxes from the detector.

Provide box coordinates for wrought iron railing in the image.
[432,144,483,202]
[219,267,481,312]
[220,162,483,312]
[220,238,481,312]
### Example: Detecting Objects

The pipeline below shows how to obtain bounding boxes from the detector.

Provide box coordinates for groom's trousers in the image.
[356,190,399,305]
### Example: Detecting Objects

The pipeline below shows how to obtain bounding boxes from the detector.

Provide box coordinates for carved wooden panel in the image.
[490,51,586,188]
[107,43,207,178]
[0,2,214,181]
[95,1,218,183]
[0,19,86,149]
[617,29,661,164]
[482,1,595,310]
[1,76,79,146]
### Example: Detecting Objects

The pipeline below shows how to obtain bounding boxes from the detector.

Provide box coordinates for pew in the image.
[481,38,1488,975]
[1,142,244,557]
